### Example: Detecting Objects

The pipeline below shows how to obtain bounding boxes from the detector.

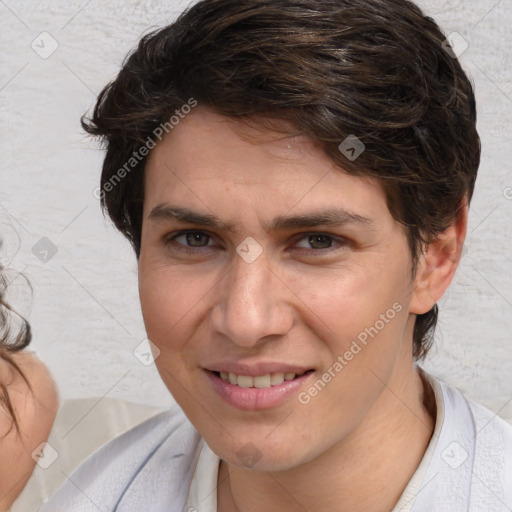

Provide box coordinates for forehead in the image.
[149,108,325,176]
[143,107,390,223]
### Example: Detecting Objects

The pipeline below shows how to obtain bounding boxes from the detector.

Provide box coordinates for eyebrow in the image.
[148,204,373,233]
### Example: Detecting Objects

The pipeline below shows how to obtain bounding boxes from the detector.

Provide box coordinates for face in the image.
[139,107,418,471]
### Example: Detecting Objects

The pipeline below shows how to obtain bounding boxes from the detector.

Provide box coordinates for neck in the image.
[217,364,436,512]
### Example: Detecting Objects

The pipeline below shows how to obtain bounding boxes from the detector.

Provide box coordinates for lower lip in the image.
[205,370,313,410]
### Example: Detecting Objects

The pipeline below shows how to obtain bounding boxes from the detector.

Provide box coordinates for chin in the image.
[209,433,320,473]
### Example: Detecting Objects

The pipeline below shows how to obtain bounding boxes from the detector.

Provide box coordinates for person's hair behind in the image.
[82,0,480,360]
[0,265,32,435]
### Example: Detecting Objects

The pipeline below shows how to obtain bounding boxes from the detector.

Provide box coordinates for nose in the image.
[210,249,293,347]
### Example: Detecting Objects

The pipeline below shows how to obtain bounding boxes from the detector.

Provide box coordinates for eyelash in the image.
[164,230,347,256]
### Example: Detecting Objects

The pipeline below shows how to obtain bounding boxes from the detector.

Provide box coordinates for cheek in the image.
[138,264,210,348]
[138,266,208,403]
[300,268,410,402]
[284,259,409,340]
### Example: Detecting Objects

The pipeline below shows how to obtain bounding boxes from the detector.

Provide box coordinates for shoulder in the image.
[438,376,512,445]
[41,403,203,512]
[421,374,512,511]
[0,351,59,511]
[462,389,512,508]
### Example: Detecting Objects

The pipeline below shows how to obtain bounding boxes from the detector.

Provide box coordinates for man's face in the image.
[139,107,418,471]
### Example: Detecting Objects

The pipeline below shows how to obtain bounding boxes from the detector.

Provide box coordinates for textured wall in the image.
[1,0,511,415]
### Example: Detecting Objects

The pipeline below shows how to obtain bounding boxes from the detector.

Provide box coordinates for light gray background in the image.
[1,0,511,414]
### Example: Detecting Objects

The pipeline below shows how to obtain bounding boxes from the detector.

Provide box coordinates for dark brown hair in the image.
[0,265,32,434]
[82,0,480,360]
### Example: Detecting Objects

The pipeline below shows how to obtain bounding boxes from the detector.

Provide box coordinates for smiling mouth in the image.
[211,370,314,388]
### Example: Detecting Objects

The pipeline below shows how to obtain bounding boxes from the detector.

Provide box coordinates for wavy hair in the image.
[0,264,32,435]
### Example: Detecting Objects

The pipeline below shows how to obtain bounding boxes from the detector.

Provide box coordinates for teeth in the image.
[237,375,253,388]
[254,375,271,388]
[270,372,285,385]
[218,371,305,388]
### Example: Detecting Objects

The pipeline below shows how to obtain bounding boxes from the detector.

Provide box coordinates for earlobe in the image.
[410,201,468,315]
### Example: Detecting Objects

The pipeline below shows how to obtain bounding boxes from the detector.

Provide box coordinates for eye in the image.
[180,231,211,247]
[297,234,334,250]
[293,232,347,253]
[165,230,216,252]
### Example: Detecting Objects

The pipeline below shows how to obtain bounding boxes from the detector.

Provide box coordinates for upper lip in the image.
[204,361,313,376]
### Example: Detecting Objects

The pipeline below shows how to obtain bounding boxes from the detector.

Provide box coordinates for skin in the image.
[0,351,59,511]
[139,107,467,512]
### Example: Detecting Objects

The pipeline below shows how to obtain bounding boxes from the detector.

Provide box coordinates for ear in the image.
[410,200,468,315]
